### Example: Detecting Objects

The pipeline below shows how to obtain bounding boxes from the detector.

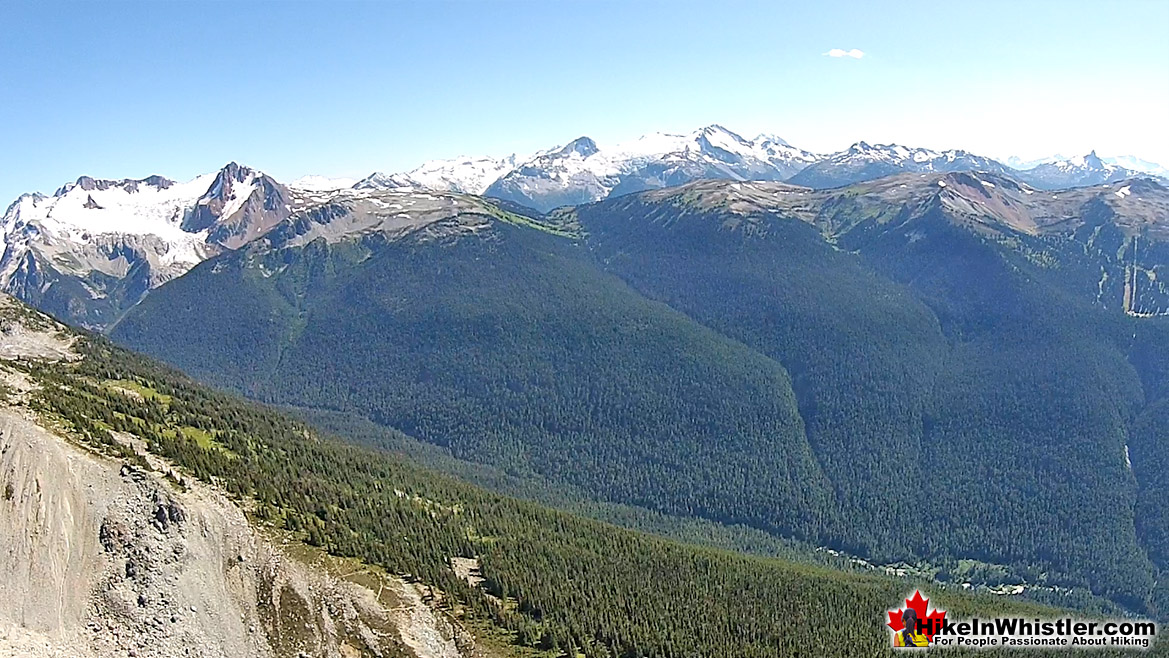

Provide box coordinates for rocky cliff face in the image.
[0,296,478,658]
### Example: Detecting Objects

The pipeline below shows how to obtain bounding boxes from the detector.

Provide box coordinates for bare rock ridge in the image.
[0,295,476,658]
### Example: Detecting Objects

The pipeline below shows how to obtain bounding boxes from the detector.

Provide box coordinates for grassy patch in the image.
[105,378,172,403]
[480,204,578,239]
[177,425,237,458]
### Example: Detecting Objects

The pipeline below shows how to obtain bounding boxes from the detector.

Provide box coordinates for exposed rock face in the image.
[0,164,293,329]
[181,163,292,246]
[0,406,475,658]
[0,296,475,658]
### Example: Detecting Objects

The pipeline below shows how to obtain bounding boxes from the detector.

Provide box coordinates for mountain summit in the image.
[787,142,1012,188]
[483,125,821,211]
[0,163,293,327]
[1014,151,1148,189]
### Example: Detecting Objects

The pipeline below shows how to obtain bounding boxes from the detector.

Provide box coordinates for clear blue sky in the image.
[2,0,1167,202]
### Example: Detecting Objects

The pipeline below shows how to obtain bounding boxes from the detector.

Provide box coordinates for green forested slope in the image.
[569,192,1164,611]
[112,222,837,543]
[569,198,950,564]
[21,332,1159,658]
[109,183,1169,615]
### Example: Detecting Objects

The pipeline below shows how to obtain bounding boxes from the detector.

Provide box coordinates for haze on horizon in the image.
[1,0,1167,201]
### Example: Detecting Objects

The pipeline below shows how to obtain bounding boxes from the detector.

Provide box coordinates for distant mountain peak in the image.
[695,124,753,154]
[754,133,792,148]
[352,171,416,191]
[203,163,257,203]
[484,126,820,211]
[215,161,262,186]
[556,136,599,158]
[698,124,739,138]
[52,174,177,198]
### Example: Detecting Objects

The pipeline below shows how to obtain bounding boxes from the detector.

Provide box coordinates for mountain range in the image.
[1012,150,1160,189]
[90,163,1169,616]
[356,125,1164,210]
[2,123,1169,620]
[3,125,1165,330]
[0,162,293,327]
[3,291,1127,658]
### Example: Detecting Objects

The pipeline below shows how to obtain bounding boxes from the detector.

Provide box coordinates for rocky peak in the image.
[181,162,285,235]
[556,136,599,158]
[357,171,417,190]
[55,176,102,197]
[205,162,257,200]
[140,175,174,190]
[52,175,176,198]
[695,124,751,153]
[75,176,104,192]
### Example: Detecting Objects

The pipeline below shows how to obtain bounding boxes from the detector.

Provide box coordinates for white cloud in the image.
[824,48,865,59]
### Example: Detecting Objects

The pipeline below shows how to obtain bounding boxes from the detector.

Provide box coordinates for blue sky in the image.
[2,0,1167,202]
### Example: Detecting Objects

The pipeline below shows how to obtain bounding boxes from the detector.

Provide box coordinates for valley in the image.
[85,167,1169,620]
[0,293,1153,656]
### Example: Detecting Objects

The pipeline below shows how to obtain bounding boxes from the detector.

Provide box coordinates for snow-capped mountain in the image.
[482,125,821,211]
[290,175,358,191]
[6,127,1166,328]
[1101,155,1169,178]
[356,154,524,195]
[1013,151,1147,189]
[352,171,415,190]
[1005,154,1067,170]
[0,163,292,328]
[787,142,1012,189]
[1005,154,1168,179]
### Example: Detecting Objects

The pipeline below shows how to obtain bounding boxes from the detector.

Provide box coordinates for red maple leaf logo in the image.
[887,590,947,641]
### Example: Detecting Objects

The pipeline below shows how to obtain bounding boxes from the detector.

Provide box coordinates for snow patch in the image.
[290,175,357,191]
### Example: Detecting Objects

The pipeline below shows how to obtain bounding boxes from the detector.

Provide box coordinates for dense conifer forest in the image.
[19,334,1163,657]
[110,185,1169,616]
